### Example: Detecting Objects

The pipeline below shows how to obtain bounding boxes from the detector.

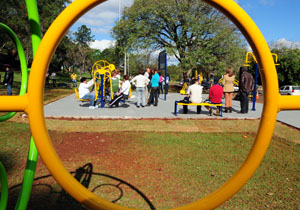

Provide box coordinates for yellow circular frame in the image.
[1,0,299,210]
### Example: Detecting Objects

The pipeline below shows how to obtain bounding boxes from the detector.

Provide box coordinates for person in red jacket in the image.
[205,78,223,116]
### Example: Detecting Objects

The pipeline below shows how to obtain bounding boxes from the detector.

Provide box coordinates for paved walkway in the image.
[44,92,300,128]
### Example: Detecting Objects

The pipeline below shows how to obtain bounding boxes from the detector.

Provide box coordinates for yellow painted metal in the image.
[245,52,258,64]
[271,53,280,66]
[180,82,188,95]
[278,95,300,111]
[0,0,295,210]
[0,95,29,112]
[92,59,115,99]
[245,51,279,66]
[92,60,115,74]
[93,68,113,100]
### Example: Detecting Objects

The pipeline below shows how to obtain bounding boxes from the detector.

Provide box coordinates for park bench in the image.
[174,101,223,117]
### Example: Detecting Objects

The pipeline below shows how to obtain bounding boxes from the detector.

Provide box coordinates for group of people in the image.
[78,67,170,109]
[130,67,170,107]
[45,71,57,87]
[182,66,254,116]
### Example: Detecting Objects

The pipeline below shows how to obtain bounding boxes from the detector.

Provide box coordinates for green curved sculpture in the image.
[0,1,42,210]
[0,23,28,122]
[0,162,8,210]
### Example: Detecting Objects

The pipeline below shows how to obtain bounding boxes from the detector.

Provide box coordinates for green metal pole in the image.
[0,162,8,210]
[0,23,28,122]
[15,137,39,210]
[15,1,42,209]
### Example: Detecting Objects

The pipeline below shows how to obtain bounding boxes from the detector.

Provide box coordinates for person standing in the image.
[70,72,78,87]
[45,72,50,87]
[239,66,254,114]
[78,77,96,109]
[3,64,14,95]
[222,67,235,113]
[147,69,160,106]
[51,72,57,87]
[158,72,164,96]
[131,70,149,108]
[144,67,151,103]
[165,74,170,94]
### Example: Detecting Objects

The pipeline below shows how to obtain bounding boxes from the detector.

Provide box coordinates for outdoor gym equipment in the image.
[243,52,280,111]
[1,0,300,210]
[92,60,115,108]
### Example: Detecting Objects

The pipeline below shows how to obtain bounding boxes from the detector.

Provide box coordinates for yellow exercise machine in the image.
[92,60,115,107]
[243,52,280,110]
[1,0,300,210]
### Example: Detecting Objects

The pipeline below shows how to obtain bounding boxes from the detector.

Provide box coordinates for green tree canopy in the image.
[113,0,246,76]
[271,48,300,86]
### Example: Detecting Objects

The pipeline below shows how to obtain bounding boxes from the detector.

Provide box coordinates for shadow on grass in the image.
[8,163,156,210]
[0,152,17,174]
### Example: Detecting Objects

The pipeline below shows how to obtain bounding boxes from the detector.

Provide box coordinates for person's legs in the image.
[245,92,249,113]
[240,91,248,113]
[141,87,146,106]
[7,84,12,95]
[148,88,154,105]
[229,92,233,113]
[183,105,188,114]
[165,83,169,94]
[81,92,96,107]
[197,105,201,114]
[205,106,213,116]
[109,93,123,107]
[136,87,142,107]
[145,86,149,104]
[224,92,229,112]
[153,87,159,106]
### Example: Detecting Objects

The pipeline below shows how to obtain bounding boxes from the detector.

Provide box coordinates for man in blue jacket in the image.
[147,69,160,106]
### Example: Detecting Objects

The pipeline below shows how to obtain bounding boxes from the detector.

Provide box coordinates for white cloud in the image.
[75,0,134,36]
[270,38,300,49]
[90,39,116,51]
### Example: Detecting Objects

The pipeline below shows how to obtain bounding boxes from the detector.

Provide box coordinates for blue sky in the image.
[70,0,300,50]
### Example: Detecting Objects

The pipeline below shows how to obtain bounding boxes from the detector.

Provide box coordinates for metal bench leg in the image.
[220,106,223,117]
[174,101,178,116]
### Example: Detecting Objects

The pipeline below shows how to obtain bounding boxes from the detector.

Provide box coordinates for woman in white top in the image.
[131,70,150,107]
[109,75,131,107]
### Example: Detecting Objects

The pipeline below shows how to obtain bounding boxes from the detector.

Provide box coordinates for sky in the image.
[70,0,300,51]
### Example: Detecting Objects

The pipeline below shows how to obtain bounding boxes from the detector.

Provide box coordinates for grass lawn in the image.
[0,71,299,209]
[0,118,299,210]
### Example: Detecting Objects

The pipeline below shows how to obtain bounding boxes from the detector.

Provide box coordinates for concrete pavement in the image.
[44,92,300,128]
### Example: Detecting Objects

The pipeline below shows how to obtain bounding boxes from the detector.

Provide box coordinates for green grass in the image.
[0,119,299,209]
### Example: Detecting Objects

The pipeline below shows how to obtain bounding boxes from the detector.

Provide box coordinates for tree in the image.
[73,25,95,77]
[271,48,300,86]
[0,0,70,65]
[113,0,246,76]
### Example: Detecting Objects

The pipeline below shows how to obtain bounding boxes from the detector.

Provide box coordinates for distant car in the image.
[279,85,300,95]
[234,86,239,92]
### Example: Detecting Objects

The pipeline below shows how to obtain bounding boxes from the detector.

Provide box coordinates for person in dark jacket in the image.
[239,66,254,113]
[3,64,14,95]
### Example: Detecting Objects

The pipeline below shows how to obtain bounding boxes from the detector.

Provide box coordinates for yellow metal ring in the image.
[25,0,299,209]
